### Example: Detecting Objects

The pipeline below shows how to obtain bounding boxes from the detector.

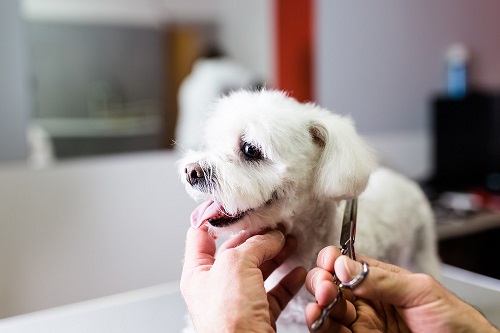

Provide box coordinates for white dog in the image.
[178,89,440,331]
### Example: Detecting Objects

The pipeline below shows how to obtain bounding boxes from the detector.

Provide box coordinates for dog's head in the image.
[178,90,377,235]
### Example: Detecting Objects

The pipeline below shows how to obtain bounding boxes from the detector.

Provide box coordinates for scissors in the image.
[310,198,358,331]
[339,198,357,260]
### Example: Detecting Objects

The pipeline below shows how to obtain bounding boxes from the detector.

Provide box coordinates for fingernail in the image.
[270,229,284,240]
[343,257,362,279]
[321,248,334,271]
[321,251,328,269]
[310,270,319,292]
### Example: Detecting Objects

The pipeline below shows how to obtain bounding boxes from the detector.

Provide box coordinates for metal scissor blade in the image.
[340,200,353,246]
[340,198,358,260]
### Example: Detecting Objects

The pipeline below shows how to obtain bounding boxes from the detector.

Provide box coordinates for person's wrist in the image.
[216,309,275,333]
[448,295,498,333]
[222,322,275,333]
[231,324,275,333]
[464,308,498,333]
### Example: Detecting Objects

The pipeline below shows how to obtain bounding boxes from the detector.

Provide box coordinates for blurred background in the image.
[1,0,499,330]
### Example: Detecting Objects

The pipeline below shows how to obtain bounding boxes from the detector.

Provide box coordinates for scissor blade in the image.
[340,199,353,247]
[350,198,358,243]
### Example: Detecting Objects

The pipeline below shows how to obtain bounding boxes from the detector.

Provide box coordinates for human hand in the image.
[181,225,307,333]
[305,246,498,333]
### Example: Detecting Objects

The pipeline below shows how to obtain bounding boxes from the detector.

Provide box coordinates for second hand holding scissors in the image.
[310,198,359,331]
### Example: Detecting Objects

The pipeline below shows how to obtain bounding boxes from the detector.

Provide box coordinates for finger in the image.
[316,246,342,272]
[260,235,298,280]
[218,224,286,254]
[335,256,442,308]
[237,229,286,268]
[268,267,307,324]
[317,282,357,327]
[306,268,357,327]
[218,231,252,253]
[305,303,351,333]
[183,225,217,272]
[305,267,334,297]
[356,254,412,275]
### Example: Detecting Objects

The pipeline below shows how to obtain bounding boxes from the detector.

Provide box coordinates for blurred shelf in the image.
[36,115,162,138]
[436,211,500,240]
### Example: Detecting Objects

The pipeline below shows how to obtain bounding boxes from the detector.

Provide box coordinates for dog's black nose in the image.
[185,163,205,186]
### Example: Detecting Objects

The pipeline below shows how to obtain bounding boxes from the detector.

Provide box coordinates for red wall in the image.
[275,0,314,102]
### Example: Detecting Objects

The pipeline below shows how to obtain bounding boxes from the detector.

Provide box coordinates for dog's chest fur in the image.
[283,200,341,268]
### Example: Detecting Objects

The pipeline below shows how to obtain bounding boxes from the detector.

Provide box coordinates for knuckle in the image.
[218,247,241,262]
[414,273,438,290]
[249,233,268,244]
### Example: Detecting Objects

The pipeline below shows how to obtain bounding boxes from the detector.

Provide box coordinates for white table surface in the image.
[0,281,186,333]
[0,265,498,332]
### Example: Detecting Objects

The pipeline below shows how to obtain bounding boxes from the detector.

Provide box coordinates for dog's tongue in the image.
[190,200,225,229]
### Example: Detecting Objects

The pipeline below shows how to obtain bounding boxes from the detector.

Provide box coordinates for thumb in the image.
[183,225,217,271]
[335,256,439,309]
[237,230,286,268]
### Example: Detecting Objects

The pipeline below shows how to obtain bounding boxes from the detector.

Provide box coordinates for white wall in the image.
[316,0,500,134]
[217,0,275,84]
[21,0,219,27]
[315,0,500,178]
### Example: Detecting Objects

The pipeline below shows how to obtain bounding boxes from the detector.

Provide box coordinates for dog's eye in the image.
[242,142,262,160]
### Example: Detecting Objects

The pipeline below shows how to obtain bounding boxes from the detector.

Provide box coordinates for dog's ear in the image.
[308,113,378,199]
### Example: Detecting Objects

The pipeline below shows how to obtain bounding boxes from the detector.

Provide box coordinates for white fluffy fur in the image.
[179,90,440,332]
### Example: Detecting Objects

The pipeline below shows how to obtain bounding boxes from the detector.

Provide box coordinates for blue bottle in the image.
[446,44,469,99]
